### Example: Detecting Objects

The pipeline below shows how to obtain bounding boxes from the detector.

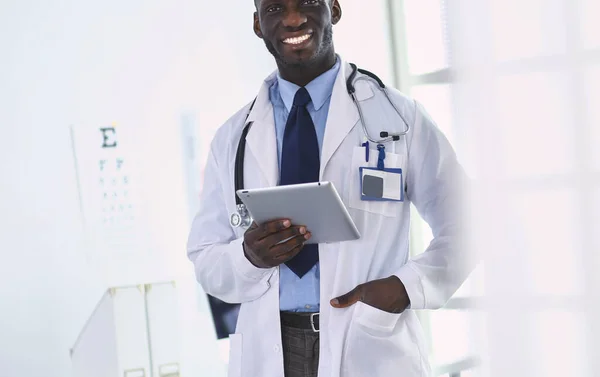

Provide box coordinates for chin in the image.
[278,47,322,67]
[282,54,317,66]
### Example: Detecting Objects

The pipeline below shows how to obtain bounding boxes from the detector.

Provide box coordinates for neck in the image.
[277,52,337,87]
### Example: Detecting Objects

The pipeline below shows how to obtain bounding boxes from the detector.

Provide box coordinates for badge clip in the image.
[377,144,386,170]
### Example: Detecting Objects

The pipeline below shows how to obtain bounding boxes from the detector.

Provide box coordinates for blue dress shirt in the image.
[269,58,341,312]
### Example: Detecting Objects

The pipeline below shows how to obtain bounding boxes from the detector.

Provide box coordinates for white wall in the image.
[0,1,392,376]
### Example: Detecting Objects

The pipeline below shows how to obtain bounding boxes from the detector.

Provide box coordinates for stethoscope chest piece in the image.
[230,204,252,228]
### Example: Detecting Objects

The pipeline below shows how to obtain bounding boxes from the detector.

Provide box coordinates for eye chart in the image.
[70,123,152,273]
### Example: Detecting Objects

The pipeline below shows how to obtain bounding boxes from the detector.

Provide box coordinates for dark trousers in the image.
[281,321,320,377]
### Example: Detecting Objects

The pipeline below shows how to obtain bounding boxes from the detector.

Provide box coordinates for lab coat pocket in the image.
[227,333,243,377]
[348,146,404,218]
[342,301,423,377]
[354,300,401,333]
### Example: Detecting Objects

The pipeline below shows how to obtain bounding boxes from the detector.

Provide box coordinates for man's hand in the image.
[243,219,312,269]
[330,276,410,314]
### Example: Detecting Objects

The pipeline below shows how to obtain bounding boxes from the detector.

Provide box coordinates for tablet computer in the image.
[236,182,360,244]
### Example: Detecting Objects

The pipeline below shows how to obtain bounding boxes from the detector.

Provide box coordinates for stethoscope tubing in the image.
[230,65,410,226]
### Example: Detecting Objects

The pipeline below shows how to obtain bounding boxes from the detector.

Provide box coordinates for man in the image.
[187,0,470,376]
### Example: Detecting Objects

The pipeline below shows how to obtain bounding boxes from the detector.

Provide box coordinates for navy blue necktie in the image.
[280,87,320,278]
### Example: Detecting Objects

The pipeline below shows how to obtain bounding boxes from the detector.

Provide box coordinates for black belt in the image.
[280,311,320,332]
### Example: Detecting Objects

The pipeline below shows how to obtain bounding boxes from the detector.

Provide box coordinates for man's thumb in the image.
[331,286,362,308]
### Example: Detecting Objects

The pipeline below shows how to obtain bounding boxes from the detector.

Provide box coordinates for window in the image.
[585,64,600,170]
[493,72,574,178]
[581,0,600,50]
[390,0,600,375]
[402,0,449,74]
[527,310,589,376]
[388,1,484,374]
[489,0,567,61]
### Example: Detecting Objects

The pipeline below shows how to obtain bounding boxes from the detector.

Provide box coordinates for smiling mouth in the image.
[282,32,313,46]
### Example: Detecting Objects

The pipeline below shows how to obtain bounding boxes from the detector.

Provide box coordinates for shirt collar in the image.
[276,57,341,112]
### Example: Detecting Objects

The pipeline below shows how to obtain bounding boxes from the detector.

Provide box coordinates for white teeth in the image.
[283,34,311,45]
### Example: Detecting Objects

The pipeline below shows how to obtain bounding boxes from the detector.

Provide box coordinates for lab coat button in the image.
[274,345,280,353]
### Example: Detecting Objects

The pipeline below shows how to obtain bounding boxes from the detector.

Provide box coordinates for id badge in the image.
[359,167,404,202]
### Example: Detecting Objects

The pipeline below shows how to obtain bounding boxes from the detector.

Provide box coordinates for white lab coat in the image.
[187,59,470,377]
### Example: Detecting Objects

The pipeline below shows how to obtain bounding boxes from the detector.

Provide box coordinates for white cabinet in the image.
[146,283,180,377]
[71,282,180,377]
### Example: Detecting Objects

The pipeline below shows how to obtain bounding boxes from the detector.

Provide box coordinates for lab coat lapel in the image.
[245,73,279,188]
[244,62,373,185]
[320,62,361,178]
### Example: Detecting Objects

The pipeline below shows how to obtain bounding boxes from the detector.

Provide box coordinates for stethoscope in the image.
[229,63,411,229]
